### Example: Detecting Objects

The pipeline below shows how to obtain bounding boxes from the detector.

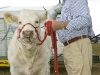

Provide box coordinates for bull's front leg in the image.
[39,63,50,75]
[10,66,22,75]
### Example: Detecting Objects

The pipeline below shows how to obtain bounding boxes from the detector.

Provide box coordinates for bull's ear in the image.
[4,12,18,24]
[38,10,47,23]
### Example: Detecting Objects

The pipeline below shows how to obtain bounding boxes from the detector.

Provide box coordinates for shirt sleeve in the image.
[66,0,92,31]
[88,26,95,39]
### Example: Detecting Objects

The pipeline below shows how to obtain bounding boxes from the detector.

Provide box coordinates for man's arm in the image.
[66,0,91,31]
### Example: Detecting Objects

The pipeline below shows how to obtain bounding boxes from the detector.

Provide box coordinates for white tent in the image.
[0,0,100,56]
[0,6,53,18]
[0,0,99,35]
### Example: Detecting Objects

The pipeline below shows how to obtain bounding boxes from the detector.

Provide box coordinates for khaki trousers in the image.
[63,38,92,75]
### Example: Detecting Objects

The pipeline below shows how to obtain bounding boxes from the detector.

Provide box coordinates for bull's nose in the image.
[23,30,33,37]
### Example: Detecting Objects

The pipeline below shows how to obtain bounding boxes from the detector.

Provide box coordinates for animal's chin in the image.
[21,37,33,44]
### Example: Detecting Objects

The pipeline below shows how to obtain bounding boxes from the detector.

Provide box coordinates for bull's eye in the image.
[35,21,39,23]
[19,21,21,24]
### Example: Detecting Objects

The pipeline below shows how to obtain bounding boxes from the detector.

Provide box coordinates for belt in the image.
[63,35,88,46]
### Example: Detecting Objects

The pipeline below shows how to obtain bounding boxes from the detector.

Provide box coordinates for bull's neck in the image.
[17,36,41,58]
[22,44,38,58]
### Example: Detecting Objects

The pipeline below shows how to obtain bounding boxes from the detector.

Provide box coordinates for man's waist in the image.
[63,35,88,46]
[57,28,88,43]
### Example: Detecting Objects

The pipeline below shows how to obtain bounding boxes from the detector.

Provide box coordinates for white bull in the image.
[4,9,51,75]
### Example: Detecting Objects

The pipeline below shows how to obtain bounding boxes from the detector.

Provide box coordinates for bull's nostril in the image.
[29,31,33,37]
[23,31,25,35]
[30,31,33,35]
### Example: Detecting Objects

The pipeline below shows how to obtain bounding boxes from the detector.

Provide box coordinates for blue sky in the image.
[0,0,100,35]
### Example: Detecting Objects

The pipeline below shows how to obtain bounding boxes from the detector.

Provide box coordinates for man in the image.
[48,0,95,75]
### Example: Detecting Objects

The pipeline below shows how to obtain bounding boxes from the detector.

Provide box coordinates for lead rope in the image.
[45,21,59,75]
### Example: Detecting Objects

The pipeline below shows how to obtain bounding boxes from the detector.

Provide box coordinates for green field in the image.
[0,43,100,75]
[92,44,100,56]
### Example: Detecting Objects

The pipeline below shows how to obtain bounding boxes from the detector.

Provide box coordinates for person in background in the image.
[47,0,95,75]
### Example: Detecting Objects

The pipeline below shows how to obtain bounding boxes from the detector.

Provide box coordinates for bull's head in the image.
[4,9,47,44]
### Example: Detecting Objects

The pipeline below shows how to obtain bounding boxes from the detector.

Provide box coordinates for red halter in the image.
[17,23,47,45]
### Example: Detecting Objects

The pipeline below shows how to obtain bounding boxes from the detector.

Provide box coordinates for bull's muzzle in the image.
[23,30,33,38]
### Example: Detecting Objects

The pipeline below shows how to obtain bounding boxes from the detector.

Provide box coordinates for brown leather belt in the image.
[63,35,88,46]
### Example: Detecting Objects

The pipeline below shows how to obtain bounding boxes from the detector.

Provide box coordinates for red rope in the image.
[45,21,60,75]
[37,31,47,45]
[17,23,47,45]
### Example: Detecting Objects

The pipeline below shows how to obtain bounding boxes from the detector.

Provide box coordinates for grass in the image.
[0,67,10,75]
[92,63,100,75]
[50,63,100,75]
[0,64,100,75]
[0,43,100,75]
[92,44,100,56]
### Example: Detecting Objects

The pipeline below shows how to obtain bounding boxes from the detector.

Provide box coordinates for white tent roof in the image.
[0,6,53,18]
[0,0,100,35]
[0,6,53,11]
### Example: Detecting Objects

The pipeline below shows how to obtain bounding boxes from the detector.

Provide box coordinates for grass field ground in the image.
[0,43,100,75]
[0,63,100,75]
[92,44,100,56]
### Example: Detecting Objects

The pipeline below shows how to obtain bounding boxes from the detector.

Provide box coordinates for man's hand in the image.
[49,20,61,31]
[47,20,69,31]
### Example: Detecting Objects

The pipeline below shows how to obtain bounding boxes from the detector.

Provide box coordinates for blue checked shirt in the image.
[57,0,95,43]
